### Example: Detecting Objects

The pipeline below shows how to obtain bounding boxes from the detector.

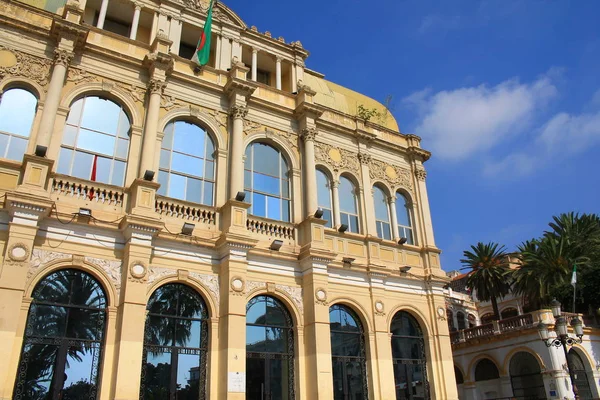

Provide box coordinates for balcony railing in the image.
[451,313,536,345]
[246,216,295,240]
[498,313,533,332]
[155,197,217,225]
[51,175,124,206]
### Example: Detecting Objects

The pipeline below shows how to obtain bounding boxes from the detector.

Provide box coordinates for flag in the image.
[89,155,98,201]
[193,0,214,66]
[571,264,577,287]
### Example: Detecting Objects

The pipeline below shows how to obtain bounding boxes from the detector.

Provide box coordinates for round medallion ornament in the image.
[375,300,385,313]
[9,243,29,261]
[328,148,342,162]
[437,306,445,317]
[0,50,17,68]
[130,262,147,279]
[385,166,397,179]
[315,288,327,302]
[231,277,244,292]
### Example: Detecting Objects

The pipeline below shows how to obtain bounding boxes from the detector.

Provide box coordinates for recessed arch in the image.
[454,364,465,385]
[502,346,546,374]
[245,287,304,328]
[467,354,501,381]
[372,181,393,198]
[146,274,218,320]
[567,347,595,399]
[159,107,225,151]
[0,77,45,101]
[508,351,546,399]
[0,86,38,161]
[244,132,299,170]
[386,304,433,340]
[328,297,373,333]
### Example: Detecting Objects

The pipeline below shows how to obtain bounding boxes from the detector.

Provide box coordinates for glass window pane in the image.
[168,173,186,200]
[117,109,130,138]
[373,187,389,221]
[159,149,171,170]
[251,193,266,217]
[282,178,289,198]
[144,351,173,396]
[176,353,200,397]
[72,151,93,180]
[396,193,411,227]
[20,344,57,398]
[317,170,332,208]
[205,135,215,160]
[322,209,332,228]
[111,160,126,186]
[281,200,290,222]
[57,148,74,175]
[246,326,266,352]
[175,320,201,348]
[246,358,265,399]
[77,129,116,156]
[346,360,365,399]
[244,169,252,190]
[66,98,83,125]
[173,121,205,156]
[0,89,37,137]
[6,136,27,161]
[172,152,203,177]
[247,298,266,324]
[0,133,8,157]
[186,178,202,203]
[94,156,111,185]
[267,196,281,220]
[62,125,78,147]
[265,327,286,353]
[162,122,174,150]
[63,345,98,396]
[254,173,280,195]
[349,215,360,234]
[202,182,214,206]
[29,304,67,337]
[205,160,214,180]
[115,138,129,159]
[339,178,358,214]
[157,171,168,196]
[252,143,280,175]
[80,97,120,135]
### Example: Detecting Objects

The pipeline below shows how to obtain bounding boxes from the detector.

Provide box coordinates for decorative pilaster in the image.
[139,78,166,177]
[300,127,318,218]
[388,196,400,241]
[228,105,248,198]
[130,3,142,40]
[331,180,341,228]
[275,55,282,90]
[251,48,258,81]
[358,151,376,236]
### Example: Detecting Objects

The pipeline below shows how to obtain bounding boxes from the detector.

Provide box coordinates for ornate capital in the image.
[148,79,166,95]
[415,168,427,181]
[229,105,248,120]
[53,49,74,68]
[331,180,340,189]
[387,196,396,205]
[300,127,317,142]
[357,152,371,165]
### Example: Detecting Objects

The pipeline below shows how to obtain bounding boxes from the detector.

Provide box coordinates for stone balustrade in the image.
[246,216,295,240]
[155,196,217,225]
[51,174,124,206]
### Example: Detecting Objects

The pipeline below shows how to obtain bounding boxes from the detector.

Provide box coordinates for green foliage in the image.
[356,104,379,122]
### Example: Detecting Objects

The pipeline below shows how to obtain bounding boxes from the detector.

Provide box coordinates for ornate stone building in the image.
[0,0,457,398]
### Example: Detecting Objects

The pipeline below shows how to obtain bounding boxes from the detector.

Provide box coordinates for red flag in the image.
[89,155,98,201]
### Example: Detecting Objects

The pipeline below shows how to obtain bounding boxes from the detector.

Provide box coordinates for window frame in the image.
[373,185,392,240]
[316,168,333,228]
[0,87,37,161]
[395,192,415,245]
[338,176,361,234]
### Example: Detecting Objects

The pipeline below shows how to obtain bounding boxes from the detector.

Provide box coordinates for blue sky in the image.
[226,0,600,271]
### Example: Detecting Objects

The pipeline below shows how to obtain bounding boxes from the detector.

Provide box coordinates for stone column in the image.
[214,34,222,69]
[169,18,182,55]
[129,3,141,40]
[275,56,282,90]
[251,48,258,81]
[35,49,72,150]
[228,105,247,199]
[97,0,109,28]
[301,128,318,218]
[138,79,165,177]
[389,196,399,241]
[358,152,376,236]
[331,180,340,228]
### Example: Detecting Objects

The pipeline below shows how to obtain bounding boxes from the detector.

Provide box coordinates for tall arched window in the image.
[246,295,295,399]
[395,193,414,245]
[14,269,107,400]
[141,284,209,399]
[244,142,290,221]
[373,186,391,240]
[456,311,466,330]
[316,168,333,228]
[57,96,131,186]
[157,120,215,205]
[330,304,367,400]
[0,88,37,161]
[339,176,360,233]
[391,311,429,400]
[509,352,545,399]
[567,349,594,399]
[474,358,499,381]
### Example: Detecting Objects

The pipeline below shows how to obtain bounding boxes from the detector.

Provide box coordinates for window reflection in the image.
[58,96,130,186]
[395,193,414,245]
[329,304,367,400]
[339,176,360,233]
[391,311,428,400]
[316,169,333,228]
[246,295,294,400]
[374,186,392,240]
[141,284,209,400]
[244,142,291,222]
[14,269,107,400]
[157,121,215,205]
[0,88,37,161]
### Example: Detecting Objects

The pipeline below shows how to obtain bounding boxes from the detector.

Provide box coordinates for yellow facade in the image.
[0,0,457,398]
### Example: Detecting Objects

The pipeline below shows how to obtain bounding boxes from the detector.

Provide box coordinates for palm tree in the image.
[460,242,510,321]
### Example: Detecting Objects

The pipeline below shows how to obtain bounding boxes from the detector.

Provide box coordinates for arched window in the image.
[456,311,466,330]
[157,120,215,205]
[468,314,477,328]
[509,352,545,399]
[316,168,333,228]
[339,176,360,233]
[501,308,518,319]
[474,358,499,381]
[330,304,367,400]
[455,366,464,385]
[141,284,209,399]
[567,349,594,399]
[246,295,295,399]
[14,269,107,400]
[395,193,414,245]
[480,313,494,324]
[446,309,455,331]
[373,186,391,240]
[244,142,290,222]
[0,88,37,161]
[391,311,429,400]
[57,96,130,186]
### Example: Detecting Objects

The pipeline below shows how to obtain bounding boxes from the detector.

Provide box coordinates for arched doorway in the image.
[246,295,295,400]
[474,358,502,399]
[568,349,593,399]
[390,311,429,399]
[13,269,108,399]
[329,304,368,400]
[509,351,545,399]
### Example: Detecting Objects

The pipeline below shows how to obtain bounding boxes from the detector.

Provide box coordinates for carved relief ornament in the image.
[148,78,167,95]
[53,49,74,68]
[300,127,317,142]
[314,142,360,174]
[415,167,427,181]
[0,46,52,86]
[369,158,413,191]
[229,105,248,119]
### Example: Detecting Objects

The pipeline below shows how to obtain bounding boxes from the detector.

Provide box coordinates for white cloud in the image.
[403,75,557,161]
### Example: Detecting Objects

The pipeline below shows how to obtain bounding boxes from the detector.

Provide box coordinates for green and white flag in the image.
[192,0,214,66]
[571,264,577,287]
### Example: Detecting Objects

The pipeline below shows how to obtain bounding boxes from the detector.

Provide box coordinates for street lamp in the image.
[537,299,584,400]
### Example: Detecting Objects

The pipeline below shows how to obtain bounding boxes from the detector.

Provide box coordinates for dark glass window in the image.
[157,120,216,205]
[456,311,466,330]
[373,186,391,240]
[391,311,429,400]
[338,177,360,234]
[0,88,37,161]
[141,284,209,400]
[244,142,291,222]
[395,193,414,245]
[246,295,295,400]
[316,169,333,228]
[14,269,107,400]
[329,304,367,400]
[57,96,131,186]
[509,352,546,400]
[567,349,593,400]
[474,358,499,381]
